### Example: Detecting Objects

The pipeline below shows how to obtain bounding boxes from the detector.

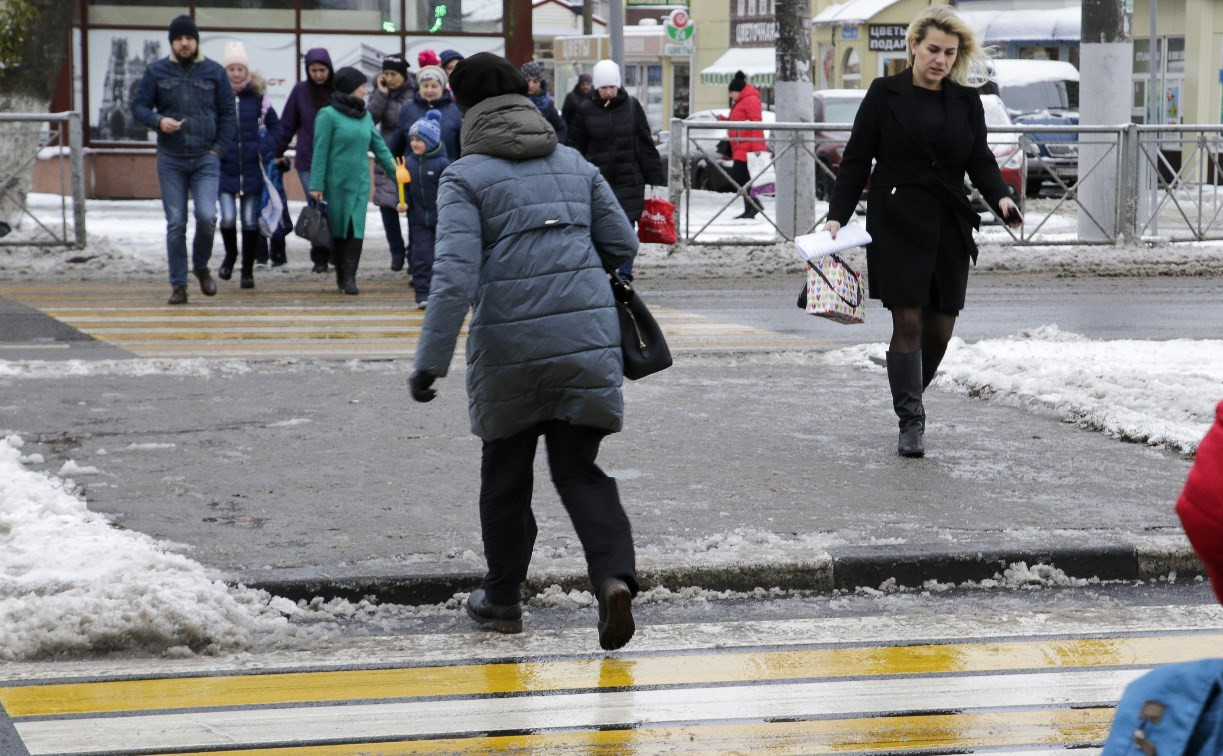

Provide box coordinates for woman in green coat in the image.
[310,66,402,295]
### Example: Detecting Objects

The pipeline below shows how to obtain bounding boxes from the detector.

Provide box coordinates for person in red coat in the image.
[720,71,768,219]
[1176,400,1223,603]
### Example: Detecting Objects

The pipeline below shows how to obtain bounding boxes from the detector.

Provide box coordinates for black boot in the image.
[270,233,288,267]
[240,229,258,289]
[331,239,346,292]
[310,245,329,273]
[218,227,238,280]
[342,239,363,295]
[886,350,925,458]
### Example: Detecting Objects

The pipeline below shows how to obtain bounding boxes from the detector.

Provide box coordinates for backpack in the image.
[1103,660,1223,755]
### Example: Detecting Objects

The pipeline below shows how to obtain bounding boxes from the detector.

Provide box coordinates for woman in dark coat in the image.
[274,47,334,273]
[825,6,1022,458]
[367,54,414,271]
[566,59,665,280]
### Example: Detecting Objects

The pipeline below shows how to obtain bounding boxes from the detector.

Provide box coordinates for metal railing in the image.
[0,112,86,249]
[666,118,1223,246]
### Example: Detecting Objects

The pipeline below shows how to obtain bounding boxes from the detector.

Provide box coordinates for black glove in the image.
[409,370,437,403]
[275,156,291,170]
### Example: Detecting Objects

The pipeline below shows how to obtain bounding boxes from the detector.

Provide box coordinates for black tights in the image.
[890,306,957,389]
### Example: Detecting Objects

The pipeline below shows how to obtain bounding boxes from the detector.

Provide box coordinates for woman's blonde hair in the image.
[905,5,989,86]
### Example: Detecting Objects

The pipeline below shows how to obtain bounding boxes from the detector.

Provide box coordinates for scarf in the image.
[528,91,553,112]
[229,72,252,96]
[330,91,367,119]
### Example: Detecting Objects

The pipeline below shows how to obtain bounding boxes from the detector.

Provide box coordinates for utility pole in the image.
[1078,0,1132,241]
[609,1,625,67]
[582,0,593,36]
[775,0,816,239]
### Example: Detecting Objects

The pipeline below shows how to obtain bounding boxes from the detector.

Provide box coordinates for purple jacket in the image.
[275,48,333,172]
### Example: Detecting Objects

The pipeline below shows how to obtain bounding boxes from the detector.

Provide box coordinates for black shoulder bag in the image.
[607,267,672,380]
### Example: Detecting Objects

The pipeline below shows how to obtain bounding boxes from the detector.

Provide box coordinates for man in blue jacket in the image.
[132,15,236,305]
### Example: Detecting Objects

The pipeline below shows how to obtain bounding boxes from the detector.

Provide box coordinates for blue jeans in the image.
[157,152,220,287]
[218,191,259,231]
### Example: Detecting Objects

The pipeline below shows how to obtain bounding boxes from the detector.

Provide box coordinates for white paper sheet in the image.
[794,224,872,262]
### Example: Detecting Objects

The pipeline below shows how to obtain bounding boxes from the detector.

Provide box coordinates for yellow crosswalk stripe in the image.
[0,280,827,359]
[4,632,1217,717]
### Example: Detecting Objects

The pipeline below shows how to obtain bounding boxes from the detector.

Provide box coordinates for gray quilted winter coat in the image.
[414,93,638,441]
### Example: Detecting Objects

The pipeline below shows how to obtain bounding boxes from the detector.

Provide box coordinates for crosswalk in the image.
[3,605,1221,754]
[0,279,826,359]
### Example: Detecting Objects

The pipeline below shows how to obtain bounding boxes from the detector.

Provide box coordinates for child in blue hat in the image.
[404,109,451,308]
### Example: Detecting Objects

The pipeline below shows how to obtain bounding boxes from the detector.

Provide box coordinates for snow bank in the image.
[0,434,299,660]
[823,325,1222,454]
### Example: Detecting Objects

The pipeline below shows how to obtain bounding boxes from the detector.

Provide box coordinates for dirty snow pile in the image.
[823,324,1223,454]
[0,433,300,660]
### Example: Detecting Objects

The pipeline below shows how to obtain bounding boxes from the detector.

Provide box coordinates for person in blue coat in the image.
[216,42,279,290]
[402,110,451,309]
[389,65,461,162]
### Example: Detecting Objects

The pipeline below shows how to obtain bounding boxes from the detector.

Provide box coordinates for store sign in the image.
[665,8,694,55]
[730,0,777,48]
[868,25,907,52]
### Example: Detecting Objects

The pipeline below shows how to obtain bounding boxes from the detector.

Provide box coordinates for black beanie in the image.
[168,14,199,42]
[728,70,747,92]
[333,67,368,95]
[449,52,527,111]
[381,55,409,78]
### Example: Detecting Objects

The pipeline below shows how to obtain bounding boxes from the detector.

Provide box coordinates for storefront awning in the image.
[700,47,775,87]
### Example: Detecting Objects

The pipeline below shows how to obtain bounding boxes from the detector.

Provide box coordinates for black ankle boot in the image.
[886,350,925,457]
[240,229,258,289]
[218,227,238,280]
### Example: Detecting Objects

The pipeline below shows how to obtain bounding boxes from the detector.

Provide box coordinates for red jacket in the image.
[1176,400,1223,603]
[724,83,767,161]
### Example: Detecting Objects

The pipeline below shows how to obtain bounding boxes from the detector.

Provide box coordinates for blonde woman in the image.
[824,5,1022,458]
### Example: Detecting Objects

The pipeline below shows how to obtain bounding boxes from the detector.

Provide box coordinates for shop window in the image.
[196,0,295,30]
[87,0,183,26]
[302,0,401,33]
[403,0,503,34]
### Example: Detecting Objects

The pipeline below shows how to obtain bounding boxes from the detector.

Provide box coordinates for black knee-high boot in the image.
[342,239,363,295]
[886,350,925,457]
[240,229,258,289]
[218,227,238,280]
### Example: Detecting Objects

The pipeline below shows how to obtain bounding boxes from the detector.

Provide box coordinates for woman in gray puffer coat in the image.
[409,53,640,652]
[366,54,413,271]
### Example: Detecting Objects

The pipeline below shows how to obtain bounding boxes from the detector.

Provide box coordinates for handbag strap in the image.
[806,254,863,308]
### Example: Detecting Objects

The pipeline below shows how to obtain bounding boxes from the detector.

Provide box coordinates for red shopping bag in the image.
[638,196,677,245]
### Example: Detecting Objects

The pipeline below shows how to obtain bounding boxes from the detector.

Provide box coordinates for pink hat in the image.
[417,49,440,68]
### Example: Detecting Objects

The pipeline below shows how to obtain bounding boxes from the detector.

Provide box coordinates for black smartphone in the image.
[1004,207,1023,225]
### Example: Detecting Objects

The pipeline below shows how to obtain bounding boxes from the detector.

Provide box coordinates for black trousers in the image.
[479,421,637,605]
[730,160,762,216]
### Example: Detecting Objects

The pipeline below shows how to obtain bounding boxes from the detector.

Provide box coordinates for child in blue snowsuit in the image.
[404,110,450,309]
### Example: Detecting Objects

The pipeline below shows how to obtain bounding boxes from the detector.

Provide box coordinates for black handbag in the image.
[607,267,672,380]
[294,201,331,249]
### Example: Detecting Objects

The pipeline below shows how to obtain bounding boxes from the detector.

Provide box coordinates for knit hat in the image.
[449,52,527,112]
[439,49,464,67]
[381,54,408,77]
[408,110,444,152]
[168,14,199,42]
[416,65,448,88]
[578,73,592,85]
[222,42,249,69]
[728,70,748,92]
[592,59,620,89]
[418,49,441,68]
[521,61,545,81]
[333,67,368,95]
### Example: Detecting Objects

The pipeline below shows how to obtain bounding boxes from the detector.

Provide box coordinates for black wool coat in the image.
[827,68,1010,305]
[566,89,665,224]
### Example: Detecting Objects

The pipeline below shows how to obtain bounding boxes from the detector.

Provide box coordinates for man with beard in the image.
[132,14,236,305]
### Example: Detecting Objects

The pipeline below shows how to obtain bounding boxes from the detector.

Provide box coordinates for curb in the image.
[228,542,1206,606]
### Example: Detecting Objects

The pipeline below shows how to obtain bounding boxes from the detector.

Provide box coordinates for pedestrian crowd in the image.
[132,14,663,308]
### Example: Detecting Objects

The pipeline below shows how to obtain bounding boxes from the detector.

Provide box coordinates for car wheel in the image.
[693,165,707,191]
[815,161,833,201]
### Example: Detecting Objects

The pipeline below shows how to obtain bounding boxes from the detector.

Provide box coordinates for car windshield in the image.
[998,81,1078,113]
[981,96,1013,126]
[822,99,862,124]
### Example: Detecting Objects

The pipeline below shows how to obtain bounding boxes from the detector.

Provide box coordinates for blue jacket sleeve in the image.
[131,67,161,132]
[591,171,637,270]
[259,106,281,163]
[212,66,237,156]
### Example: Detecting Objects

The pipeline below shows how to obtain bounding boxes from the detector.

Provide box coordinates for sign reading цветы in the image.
[868,25,908,52]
